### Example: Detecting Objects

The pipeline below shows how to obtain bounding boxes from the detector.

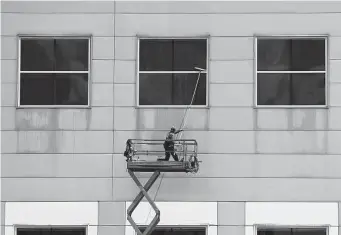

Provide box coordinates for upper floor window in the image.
[256,37,327,107]
[19,36,90,107]
[138,38,208,107]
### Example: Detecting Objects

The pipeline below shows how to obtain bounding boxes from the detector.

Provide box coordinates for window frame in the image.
[255,225,329,235]
[254,35,329,108]
[138,225,208,235]
[15,225,88,235]
[17,35,92,108]
[136,36,209,108]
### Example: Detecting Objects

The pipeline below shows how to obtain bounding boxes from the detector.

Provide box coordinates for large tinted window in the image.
[17,228,86,235]
[258,228,327,235]
[140,227,206,235]
[256,37,326,106]
[19,37,90,106]
[139,73,206,106]
[138,39,207,106]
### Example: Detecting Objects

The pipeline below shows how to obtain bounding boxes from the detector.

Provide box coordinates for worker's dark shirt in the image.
[166,132,175,141]
[164,131,176,147]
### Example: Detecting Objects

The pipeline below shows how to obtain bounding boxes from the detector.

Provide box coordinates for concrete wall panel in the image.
[2,154,113,178]
[115,13,341,37]
[2,13,114,36]
[2,178,112,201]
[113,178,341,202]
[115,2,341,14]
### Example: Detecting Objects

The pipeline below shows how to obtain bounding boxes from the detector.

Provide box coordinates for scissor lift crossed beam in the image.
[127,170,161,235]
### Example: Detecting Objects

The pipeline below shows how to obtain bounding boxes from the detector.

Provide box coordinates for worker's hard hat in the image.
[171,126,176,131]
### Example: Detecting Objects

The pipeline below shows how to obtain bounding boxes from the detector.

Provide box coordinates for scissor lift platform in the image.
[123,138,200,235]
[127,160,194,172]
[124,139,199,173]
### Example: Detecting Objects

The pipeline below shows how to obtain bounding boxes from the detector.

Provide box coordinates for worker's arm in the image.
[175,129,183,134]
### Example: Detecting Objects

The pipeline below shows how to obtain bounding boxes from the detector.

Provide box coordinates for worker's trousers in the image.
[162,142,179,161]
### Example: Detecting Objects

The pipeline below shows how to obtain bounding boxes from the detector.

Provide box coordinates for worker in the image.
[158,127,183,161]
[124,140,134,161]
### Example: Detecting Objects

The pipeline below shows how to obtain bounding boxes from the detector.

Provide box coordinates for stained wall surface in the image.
[1,1,341,235]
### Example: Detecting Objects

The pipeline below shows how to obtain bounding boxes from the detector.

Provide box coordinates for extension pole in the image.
[178,67,205,140]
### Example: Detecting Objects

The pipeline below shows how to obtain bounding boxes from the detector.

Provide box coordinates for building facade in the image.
[1,1,341,235]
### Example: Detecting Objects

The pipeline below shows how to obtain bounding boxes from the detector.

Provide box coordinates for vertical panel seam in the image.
[337,202,341,231]
[4,202,6,230]
[112,0,116,203]
[243,201,246,227]
[217,201,219,227]
[97,201,100,235]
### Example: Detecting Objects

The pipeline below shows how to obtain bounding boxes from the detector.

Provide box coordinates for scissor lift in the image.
[124,139,200,235]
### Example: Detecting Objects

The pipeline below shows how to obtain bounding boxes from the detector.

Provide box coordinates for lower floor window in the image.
[258,227,327,235]
[140,227,206,235]
[20,73,88,106]
[17,228,86,235]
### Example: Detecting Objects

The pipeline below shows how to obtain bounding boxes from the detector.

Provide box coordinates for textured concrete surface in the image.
[98,226,125,235]
[98,202,126,225]
[218,202,245,226]
[218,226,245,235]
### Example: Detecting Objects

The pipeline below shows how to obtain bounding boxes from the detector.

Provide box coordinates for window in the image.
[140,227,206,235]
[258,228,327,235]
[256,37,327,106]
[19,37,90,107]
[138,38,208,106]
[17,228,86,235]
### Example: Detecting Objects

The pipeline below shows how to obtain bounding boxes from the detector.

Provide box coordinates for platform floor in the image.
[127,160,191,172]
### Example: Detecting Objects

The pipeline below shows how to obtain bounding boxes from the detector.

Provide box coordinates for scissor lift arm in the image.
[127,170,160,235]
[124,139,200,235]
